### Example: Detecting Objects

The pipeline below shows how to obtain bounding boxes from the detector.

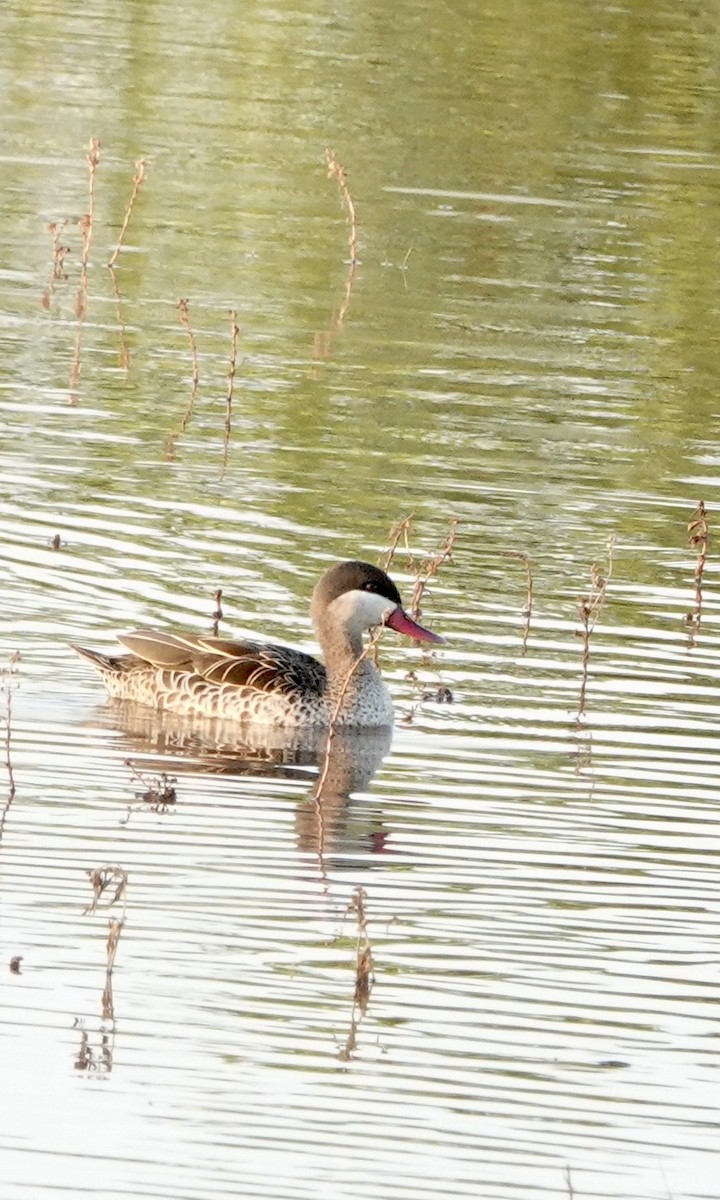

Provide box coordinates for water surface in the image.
[2,1,720,1198]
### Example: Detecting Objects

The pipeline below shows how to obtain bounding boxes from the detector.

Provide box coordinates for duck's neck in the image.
[317,624,378,698]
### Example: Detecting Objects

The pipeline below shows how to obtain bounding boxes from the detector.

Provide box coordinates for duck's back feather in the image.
[116,629,327,700]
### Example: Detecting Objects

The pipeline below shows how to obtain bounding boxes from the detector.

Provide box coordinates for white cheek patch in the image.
[329,589,396,634]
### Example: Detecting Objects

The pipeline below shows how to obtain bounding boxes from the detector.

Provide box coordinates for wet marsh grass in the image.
[220,310,240,480]
[501,549,534,654]
[122,761,178,824]
[382,515,457,720]
[575,534,617,723]
[315,148,358,358]
[685,499,709,646]
[338,886,375,1062]
[107,157,146,268]
[84,865,128,1024]
[0,652,20,842]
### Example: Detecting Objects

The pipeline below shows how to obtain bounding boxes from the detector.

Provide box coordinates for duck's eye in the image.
[362,581,378,593]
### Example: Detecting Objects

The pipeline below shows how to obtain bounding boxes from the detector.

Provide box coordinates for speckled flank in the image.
[96,662,392,728]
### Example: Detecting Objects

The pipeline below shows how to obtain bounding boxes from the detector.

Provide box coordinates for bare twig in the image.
[564,1165,575,1200]
[0,653,20,843]
[325,148,358,264]
[219,310,240,479]
[380,513,415,573]
[40,220,70,308]
[178,299,200,400]
[84,865,128,1025]
[108,158,146,268]
[166,299,200,459]
[121,762,177,824]
[501,550,534,654]
[338,886,376,1061]
[107,264,130,370]
[84,865,128,916]
[82,137,101,270]
[408,519,459,623]
[211,588,223,636]
[576,534,617,720]
[685,500,709,645]
[72,144,97,399]
[314,149,358,359]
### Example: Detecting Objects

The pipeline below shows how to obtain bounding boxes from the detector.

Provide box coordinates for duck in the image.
[72,560,444,728]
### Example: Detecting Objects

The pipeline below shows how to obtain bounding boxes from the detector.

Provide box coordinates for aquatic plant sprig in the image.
[576,534,617,721]
[0,652,20,843]
[84,865,128,1025]
[501,550,534,655]
[108,157,146,267]
[220,310,240,480]
[325,148,358,265]
[685,500,709,644]
[40,221,70,308]
[338,886,376,1061]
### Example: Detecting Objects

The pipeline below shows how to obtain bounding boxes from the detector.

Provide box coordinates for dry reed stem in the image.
[107,264,130,370]
[576,534,617,720]
[178,299,200,399]
[108,158,146,268]
[121,761,177,823]
[564,1165,575,1200]
[501,550,534,654]
[380,513,415,573]
[380,514,454,719]
[211,588,223,637]
[82,137,101,270]
[41,221,70,308]
[166,299,200,459]
[85,866,128,1024]
[313,258,356,358]
[219,310,240,479]
[84,865,129,916]
[0,653,20,843]
[381,512,457,622]
[338,886,376,1061]
[71,150,96,399]
[314,149,358,359]
[325,148,358,264]
[408,518,459,623]
[685,500,709,643]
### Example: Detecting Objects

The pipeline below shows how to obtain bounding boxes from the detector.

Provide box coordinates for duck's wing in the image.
[117,630,327,699]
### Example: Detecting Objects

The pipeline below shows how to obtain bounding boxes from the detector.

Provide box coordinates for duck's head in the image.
[311,560,445,645]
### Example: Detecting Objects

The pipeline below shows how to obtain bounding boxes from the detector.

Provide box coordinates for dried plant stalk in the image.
[325,148,358,264]
[686,500,709,643]
[501,550,534,654]
[576,534,617,720]
[338,886,376,1061]
[219,310,240,478]
[82,137,101,269]
[41,220,70,308]
[108,158,146,267]
[166,299,200,458]
[85,866,128,1026]
[211,588,223,636]
[408,519,459,623]
[0,653,20,842]
[84,865,129,915]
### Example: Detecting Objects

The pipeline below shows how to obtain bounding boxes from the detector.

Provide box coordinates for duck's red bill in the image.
[385,607,445,644]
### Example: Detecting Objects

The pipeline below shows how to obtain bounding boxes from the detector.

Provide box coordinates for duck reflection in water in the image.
[93,702,393,862]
